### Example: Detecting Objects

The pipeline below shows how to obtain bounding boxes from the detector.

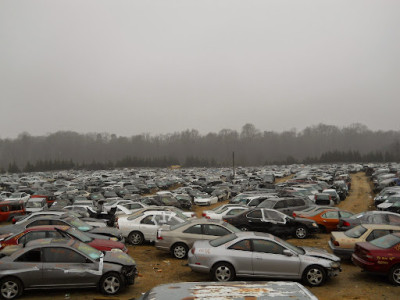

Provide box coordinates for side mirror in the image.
[283,249,293,257]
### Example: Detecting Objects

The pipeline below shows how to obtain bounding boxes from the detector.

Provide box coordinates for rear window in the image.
[370,234,400,249]
[345,225,367,238]
[209,233,237,247]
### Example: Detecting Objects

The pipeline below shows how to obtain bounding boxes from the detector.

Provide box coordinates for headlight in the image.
[110,237,118,241]
[111,248,123,252]
[312,222,318,228]
[330,261,340,268]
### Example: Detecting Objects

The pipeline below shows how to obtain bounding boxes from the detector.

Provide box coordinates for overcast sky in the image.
[1,0,399,138]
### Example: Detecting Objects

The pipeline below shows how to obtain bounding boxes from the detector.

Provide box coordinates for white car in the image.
[117,210,187,245]
[194,193,219,206]
[25,197,47,213]
[202,206,249,220]
[6,192,30,203]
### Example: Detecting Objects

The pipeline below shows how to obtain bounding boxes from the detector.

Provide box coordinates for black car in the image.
[223,207,319,239]
[337,211,400,231]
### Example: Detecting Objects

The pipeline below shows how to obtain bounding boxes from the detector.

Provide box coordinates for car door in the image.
[226,239,254,276]
[202,224,231,240]
[13,248,43,288]
[139,215,157,241]
[181,224,204,246]
[245,209,265,231]
[320,211,340,232]
[41,247,99,287]
[262,209,289,236]
[251,239,300,278]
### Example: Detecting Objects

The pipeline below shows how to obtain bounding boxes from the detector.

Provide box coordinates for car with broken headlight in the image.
[188,231,341,286]
[0,238,136,299]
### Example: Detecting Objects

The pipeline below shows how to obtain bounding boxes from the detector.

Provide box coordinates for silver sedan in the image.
[188,231,341,286]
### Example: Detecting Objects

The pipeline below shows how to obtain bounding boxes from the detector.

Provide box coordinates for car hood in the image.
[302,246,340,262]
[104,251,136,266]
[90,227,122,238]
[377,203,393,209]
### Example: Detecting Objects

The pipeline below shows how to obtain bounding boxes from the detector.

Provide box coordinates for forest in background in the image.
[2,123,400,173]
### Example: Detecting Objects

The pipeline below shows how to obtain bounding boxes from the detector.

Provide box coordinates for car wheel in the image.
[172,243,188,259]
[295,226,308,239]
[389,264,400,285]
[0,277,23,300]
[302,265,326,286]
[239,226,250,231]
[212,262,235,282]
[128,231,144,245]
[99,272,123,295]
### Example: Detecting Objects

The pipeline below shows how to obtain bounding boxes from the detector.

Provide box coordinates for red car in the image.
[0,225,128,253]
[352,232,400,285]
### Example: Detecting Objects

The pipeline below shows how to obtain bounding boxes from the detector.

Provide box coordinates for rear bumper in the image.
[328,240,353,259]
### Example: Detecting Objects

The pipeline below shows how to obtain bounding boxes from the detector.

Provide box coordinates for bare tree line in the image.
[1,123,399,170]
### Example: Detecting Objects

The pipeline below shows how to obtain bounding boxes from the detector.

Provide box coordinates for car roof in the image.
[360,224,400,230]
[26,237,76,247]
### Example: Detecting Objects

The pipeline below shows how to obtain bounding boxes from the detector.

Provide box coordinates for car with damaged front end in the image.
[0,238,137,299]
[188,232,341,286]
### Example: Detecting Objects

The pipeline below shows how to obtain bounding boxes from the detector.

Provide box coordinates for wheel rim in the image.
[393,268,400,284]
[1,281,19,299]
[296,227,306,238]
[103,276,120,294]
[306,268,323,285]
[215,265,231,281]
[130,233,142,245]
[173,245,186,259]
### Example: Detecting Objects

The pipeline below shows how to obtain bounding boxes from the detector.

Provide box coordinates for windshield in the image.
[370,234,400,249]
[345,225,367,238]
[273,235,305,255]
[26,201,43,208]
[210,233,237,247]
[68,217,93,231]
[66,227,92,243]
[73,240,102,260]
[223,222,241,233]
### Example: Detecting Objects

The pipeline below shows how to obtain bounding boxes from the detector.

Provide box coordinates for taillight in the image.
[12,218,16,224]
[202,213,206,217]
[343,221,350,227]
[333,240,339,246]
[314,195,317,200]
[191,247,195,254]
[366,253,375,261]
[292,213,297,217]
[205,216,210,219]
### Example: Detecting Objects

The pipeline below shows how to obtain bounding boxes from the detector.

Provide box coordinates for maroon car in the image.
[0,225,128,253]
[352,232,400,285]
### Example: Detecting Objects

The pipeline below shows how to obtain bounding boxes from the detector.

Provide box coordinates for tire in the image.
[172,243,188,259]
[0,277,23,300]
[295,226,308,239]
[239,225,250,231]
[212,262,235,282]
[302,265,326,287]
[128,231,144,245]
[99,272,123,295]
[389,264,400,285]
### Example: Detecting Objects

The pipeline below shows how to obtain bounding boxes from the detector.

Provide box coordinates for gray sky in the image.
[1,0,399,138]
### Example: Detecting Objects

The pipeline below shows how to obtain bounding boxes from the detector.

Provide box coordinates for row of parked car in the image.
[0,163,399,299]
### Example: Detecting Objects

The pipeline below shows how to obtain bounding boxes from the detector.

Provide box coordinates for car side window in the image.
[388,215,400,224]
[47,231,64,238]
[227,209,243,216]
[43,247,86,263]
[141,215,156,225]
[203,225,230,236]
[183,224,202,234]
[52,220,67,226]
[263,209,284,223]
[27,220,50,227]
[15,248,41,262]
[18,231,47,244]
[229,239,252,251]
[340,212,353,218]
[322,211,339,219]
[366,230,391,242]
[247,210,262,219]
[253,239,284,254]
[274,201,285,209]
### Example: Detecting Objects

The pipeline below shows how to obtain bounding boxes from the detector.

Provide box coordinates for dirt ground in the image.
[22,172,399,299]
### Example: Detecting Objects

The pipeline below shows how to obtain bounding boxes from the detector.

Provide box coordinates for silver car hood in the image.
[302,246,339,262]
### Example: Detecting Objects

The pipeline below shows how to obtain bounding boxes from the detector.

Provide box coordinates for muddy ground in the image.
[22,172,399,299]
